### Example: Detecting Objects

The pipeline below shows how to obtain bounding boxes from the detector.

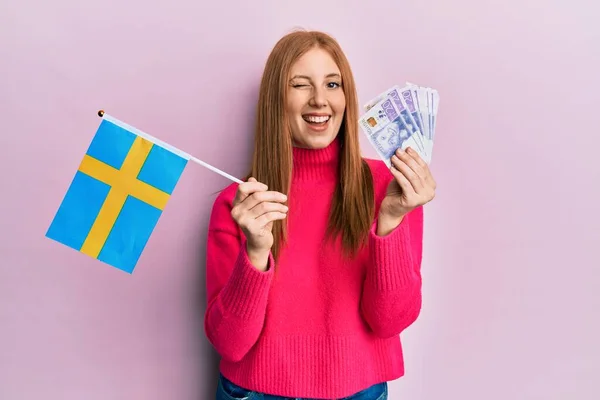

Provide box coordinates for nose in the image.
[309,86,327,108]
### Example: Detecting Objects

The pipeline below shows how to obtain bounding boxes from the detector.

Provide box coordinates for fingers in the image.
[406,147,428,169]
[231,177,288,227]
[255,211,288,228]
[234,202,288,242]
[233,177,269,205]
[242,190,288,211]
[389,162,415,196]
[391,150,424,193]
[405,148,437,189]
[398,148,426,177]
[248,199,289,218]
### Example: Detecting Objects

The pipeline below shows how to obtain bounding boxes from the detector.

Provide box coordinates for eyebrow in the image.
[290,73,341,80]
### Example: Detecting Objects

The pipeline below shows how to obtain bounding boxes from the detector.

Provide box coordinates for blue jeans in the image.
[216,373,388,400]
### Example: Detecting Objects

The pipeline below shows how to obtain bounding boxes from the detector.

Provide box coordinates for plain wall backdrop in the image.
[1,0,599,399]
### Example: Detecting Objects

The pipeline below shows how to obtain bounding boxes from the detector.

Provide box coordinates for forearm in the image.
[205,234,274,362]
[361,274,422,338]
[247,244,271,272]
[376,212,405,236]
[361,209,423,338]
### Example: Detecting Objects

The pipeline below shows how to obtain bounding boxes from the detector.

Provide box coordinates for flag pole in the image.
[97,110,244,185]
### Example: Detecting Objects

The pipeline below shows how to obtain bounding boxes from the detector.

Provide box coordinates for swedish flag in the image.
[46,113,189,274]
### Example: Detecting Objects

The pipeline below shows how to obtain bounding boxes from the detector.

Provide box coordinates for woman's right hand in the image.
[230,177,288,270]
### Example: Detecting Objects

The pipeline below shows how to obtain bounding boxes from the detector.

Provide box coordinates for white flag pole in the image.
[187,155,244,185]
[98,110,244,185]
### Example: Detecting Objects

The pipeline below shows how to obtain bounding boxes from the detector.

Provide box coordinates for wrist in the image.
[246,244,271,271]
[376,212,405,236]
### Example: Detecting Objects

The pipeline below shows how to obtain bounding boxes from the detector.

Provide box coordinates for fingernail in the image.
[396,148,404,155]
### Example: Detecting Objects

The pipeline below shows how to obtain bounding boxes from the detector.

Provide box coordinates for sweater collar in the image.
[292,137,341,183]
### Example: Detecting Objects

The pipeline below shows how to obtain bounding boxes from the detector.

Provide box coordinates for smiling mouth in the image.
[302,115,331,124]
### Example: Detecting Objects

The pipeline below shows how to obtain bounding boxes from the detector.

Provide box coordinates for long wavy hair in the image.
[248,29,375,262]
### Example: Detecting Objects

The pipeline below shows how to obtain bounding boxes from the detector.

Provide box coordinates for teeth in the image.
[303,115,330,123]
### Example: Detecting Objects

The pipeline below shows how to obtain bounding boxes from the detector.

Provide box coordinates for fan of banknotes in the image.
[360,82,439,166]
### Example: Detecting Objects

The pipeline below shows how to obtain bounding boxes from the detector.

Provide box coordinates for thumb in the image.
[247,176,268,191]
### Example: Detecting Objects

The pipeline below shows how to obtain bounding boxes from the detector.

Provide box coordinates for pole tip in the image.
[97,110,105,117]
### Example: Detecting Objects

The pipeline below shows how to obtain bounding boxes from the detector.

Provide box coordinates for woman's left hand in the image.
[379,147,437,222]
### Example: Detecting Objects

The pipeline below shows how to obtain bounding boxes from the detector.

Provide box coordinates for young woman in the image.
[205,29,436,400]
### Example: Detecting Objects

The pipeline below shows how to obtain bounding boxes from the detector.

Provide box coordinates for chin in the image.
[294,134,338,149]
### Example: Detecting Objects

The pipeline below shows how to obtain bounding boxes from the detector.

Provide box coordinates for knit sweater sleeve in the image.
[359,158,425,338]
[204,186,275,362]
[360,205,424,338]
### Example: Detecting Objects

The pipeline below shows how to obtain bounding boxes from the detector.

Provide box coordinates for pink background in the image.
[1,0,599,399]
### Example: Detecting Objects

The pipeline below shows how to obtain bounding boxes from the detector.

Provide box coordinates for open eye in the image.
[327,82,342,89]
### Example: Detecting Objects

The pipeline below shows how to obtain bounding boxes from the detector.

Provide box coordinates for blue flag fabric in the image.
[46,115,189,274]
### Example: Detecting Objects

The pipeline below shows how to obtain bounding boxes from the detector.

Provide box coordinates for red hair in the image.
[249,29,374,262]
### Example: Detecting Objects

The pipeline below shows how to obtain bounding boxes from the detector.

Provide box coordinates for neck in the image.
[292,137,341,183]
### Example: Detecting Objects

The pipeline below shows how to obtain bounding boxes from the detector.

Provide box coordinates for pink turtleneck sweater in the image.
[204,139,424,399]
